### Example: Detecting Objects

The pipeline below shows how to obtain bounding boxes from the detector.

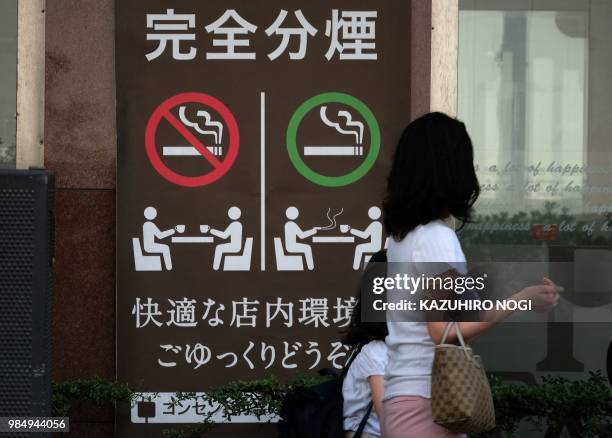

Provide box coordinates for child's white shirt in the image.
[342,340,389,437]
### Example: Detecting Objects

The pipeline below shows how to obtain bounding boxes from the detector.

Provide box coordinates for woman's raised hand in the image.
[519,277,563,313]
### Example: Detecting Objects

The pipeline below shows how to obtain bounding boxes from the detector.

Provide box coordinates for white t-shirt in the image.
[342,340,389,437]
[384,219,466,400]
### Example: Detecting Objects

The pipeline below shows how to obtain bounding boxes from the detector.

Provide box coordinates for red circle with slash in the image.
[145,92,239,187]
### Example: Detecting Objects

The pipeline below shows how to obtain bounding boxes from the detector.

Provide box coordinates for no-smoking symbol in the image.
[145,92,239,187]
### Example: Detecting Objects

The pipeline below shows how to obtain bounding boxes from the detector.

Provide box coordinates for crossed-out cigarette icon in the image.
[162,105,225,157]
[162,146,224,157]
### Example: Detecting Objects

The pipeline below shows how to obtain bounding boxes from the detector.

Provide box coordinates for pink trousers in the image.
[382,396,466,438]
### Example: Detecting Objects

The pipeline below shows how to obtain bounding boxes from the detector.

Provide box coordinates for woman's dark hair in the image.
[383,112,480,240]
[341,297,388,347]
[342,250,389,347]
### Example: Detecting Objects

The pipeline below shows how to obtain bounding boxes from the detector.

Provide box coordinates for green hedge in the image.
[52,372,612,437]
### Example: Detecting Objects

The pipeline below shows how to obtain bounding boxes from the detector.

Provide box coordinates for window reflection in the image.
[0,0,17,169]
[458,1,612,247]
[458,1,612,397]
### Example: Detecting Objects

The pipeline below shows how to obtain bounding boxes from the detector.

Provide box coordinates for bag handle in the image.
[340,342,367,380]
[343,344,374,437]
[440,321,471,359]
[353,401,373,438]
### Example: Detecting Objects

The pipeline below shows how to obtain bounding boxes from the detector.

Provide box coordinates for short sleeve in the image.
[413,224,467,274]
[352,341,388,378]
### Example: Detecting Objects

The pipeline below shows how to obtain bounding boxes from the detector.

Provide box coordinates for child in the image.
[342,251,389,438]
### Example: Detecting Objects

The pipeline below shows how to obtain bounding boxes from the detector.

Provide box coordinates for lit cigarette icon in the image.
[303,146,364,156]
[307,106,365,157]
[163,146,224,156]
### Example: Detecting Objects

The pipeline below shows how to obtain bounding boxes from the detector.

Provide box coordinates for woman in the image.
[381,113,561,437]
[342,264,389,438]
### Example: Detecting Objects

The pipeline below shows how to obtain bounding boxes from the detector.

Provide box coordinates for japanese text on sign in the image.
[146,9,378,61]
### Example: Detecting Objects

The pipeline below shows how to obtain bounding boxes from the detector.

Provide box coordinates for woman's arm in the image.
[428,321,494,345]
[367,375,385,420]
[428,278,562,344]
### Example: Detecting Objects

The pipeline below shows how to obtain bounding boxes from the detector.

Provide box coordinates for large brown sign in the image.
[116,1,410,435]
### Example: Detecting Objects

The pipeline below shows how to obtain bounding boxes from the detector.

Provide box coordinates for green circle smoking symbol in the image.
[286,92,381,187]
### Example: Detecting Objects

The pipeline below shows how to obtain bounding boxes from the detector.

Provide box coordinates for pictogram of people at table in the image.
[274,205,385,271]
[133,205,384,272]
[132,206,253,272]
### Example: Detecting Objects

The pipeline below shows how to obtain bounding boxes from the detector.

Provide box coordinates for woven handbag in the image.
[431,322,496,434]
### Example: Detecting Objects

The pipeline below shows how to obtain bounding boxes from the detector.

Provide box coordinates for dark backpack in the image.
[277,343,373,438]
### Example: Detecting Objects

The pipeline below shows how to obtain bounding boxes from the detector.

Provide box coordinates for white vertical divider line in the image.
[260,92,266,271]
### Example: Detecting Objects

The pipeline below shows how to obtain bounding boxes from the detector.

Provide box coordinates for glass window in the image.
[458,0,612,399]
[458,0,612,248]
[0,0,17,169]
